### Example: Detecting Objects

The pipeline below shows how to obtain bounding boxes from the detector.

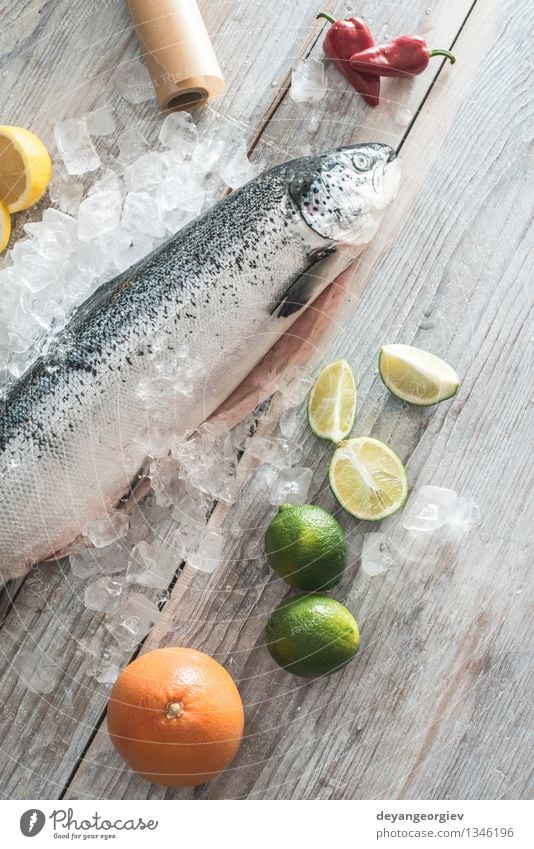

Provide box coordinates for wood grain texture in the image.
[1,0,533,801]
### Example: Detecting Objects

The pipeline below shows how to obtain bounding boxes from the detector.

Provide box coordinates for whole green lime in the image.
[264,504,347,591]
[266,594,360,678]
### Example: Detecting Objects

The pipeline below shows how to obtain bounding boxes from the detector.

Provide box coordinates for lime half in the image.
[379,344,460,406]
[329,436,408,521]
[308,359,357,443]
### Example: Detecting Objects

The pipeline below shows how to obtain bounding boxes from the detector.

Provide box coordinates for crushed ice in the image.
[3,98,323,687]
[361,533,396,577]
[290,57,327,104]
[0,107,258,389]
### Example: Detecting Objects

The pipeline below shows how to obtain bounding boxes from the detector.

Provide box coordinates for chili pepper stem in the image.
[316,12,337,25]
[429,48,456,64]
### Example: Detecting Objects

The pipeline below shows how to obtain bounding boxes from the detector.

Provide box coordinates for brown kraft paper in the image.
[126,0,224,109]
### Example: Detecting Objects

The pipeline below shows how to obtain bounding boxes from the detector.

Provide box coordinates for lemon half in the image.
[0,200,11,253]
[0,125,52,214]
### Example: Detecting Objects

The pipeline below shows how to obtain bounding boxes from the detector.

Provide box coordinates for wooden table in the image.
[0,0,532,800]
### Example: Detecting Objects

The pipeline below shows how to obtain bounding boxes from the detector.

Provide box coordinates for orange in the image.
[107,647,244,787]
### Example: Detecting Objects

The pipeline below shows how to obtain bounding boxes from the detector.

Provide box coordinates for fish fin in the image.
[271,246,337,318]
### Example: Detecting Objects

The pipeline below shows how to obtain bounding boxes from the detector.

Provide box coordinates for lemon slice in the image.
[379,344,460,406]
[329,436,408,520]
[308,359,357,443]
[0,200,11,253]
[0,126,52,213]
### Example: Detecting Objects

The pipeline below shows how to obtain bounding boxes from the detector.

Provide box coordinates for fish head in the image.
[289,143,401,250]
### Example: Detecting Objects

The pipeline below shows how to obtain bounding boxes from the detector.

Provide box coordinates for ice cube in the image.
[170,423,237,502]
[278,407,299,439]
[73,239,111,279]
[122,191,166,238]
[53,118,100,175]
[69,541,130,578]
[149,455,183,507]
[112,228,154,272]
[231,413,256,450]
[49,169,83,214]
[402,486,459,532]
[453,496,481,526]
[127,539,178,588]
[77,190,123,240]
[191,136,226,175]
[94,225,133,265]
[171,481,211,525]
[24,209,78,260]
[175,526,203,561]
[127,494,171,545]
[78,629,106,659]
[361,533,396,577]
[159,149,186,175]
[6,239,34,264]
[106,592,160,648]
[158,112,198,156]
[83,510,129,547]
[114,59,153,104]
[269,466,313,505]
[84,576,123,613]
[202,170,226,207]
[88,644,123,684]
[86,104,116,136]
[279,367,314,408]
[12,644,62,693]
[290,58,326,103]
[157,168,205,214]
[33,299,67,334]
[88,168,123,197]
[189,529,223,573]
[247,434,299,468]
[219,140,257,189]
[117,127,149,164]
[158,206,191,235]
[124,152,164,192]
[17,254,60,292]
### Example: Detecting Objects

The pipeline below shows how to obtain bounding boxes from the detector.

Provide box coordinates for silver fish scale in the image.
[0,146,399,581]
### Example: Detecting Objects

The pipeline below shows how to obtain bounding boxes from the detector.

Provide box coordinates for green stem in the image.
[316,12,336,25]
[429,48,456,65]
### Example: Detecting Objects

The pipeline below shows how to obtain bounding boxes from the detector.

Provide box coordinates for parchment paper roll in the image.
[126,0,224,109]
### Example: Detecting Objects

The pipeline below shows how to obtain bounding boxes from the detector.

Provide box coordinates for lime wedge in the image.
[308,359,357,443]
[379,344,460,406]
[329,437,408,521]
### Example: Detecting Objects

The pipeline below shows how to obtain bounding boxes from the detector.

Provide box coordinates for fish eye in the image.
[353,152,372,171]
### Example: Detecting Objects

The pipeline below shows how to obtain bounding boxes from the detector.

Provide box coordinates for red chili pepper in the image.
[349,35,456,78]
[317,11,380,107]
